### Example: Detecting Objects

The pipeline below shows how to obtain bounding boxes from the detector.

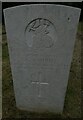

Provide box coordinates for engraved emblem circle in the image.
[25,18,57,49]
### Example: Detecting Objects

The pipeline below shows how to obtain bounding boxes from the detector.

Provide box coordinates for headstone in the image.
[4,4,81,113]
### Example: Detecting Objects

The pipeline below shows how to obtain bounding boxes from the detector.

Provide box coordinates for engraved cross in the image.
[32,71,49,97]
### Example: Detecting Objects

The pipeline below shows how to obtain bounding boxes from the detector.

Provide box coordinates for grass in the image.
[0,24,2,119]
[2,22,82,119]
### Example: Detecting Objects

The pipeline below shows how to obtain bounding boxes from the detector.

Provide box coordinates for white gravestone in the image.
[4,4,81,113]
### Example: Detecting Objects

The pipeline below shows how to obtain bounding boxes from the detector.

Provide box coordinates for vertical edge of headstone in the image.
[62,5,81,115]
[0,1,2,119]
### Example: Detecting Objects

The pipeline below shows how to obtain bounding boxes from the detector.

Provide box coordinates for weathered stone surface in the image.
[4,4,81,113]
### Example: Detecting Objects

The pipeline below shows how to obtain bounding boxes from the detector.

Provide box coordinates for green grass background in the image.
[2,22,82,119]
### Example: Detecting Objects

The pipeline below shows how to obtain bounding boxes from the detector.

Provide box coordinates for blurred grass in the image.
[0,24,2,119]
[2,22,82,119]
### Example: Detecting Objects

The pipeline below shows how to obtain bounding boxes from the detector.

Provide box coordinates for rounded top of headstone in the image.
[4,4,81,12]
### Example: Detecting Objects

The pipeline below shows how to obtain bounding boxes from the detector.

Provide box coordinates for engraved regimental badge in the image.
[25,18,57,49]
